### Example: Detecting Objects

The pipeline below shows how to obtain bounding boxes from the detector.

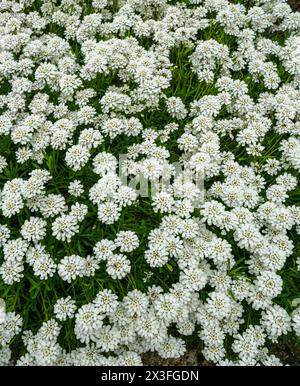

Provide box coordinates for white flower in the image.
[93,239,116,261]
[3,238,28,261]
[52,214,79,242]
[94,325,121,352]
[232,325,266,362]
[93,152,117,176]
[34,340,61,366]
[261,305,291,342]
[20,216,47,242]
[33,255,56,280]
[123,290,149,316]
[65,144,90,171]
[292,307,300,336]
[70,202,88,222]
[57,255,85,283]
[93,289,119,314]
[97,202,121,224]
[0,155,7,172]
[0,225,10,247]
[145,246,169,268]
[153,294,179,324]
[118,351,143,366]
[156,336,186,359]
[39,194,67,218]
[254,271,283,299]
[0,311,22,346]
[106,254,131,280]
[68,180,84,197]
[114,231,139,252]
[54,297,77,321]
[152,191,174,213]
[74,304,104,344]
[1,193,24,217]
[205,292,233,320]
[166,97,187,120]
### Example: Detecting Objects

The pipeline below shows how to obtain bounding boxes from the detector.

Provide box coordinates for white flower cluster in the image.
[0,0,300,366]
[89,154,138,224]
[0,300,22,365]
[93,231,139,279]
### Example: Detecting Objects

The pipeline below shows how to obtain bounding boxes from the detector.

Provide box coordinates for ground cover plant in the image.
[0,0,300,366]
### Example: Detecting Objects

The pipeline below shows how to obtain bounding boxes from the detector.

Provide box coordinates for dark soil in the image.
[270,337,300,366]
[288,0,300,11]
[142,341,300,366]
[142,350,212,366]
